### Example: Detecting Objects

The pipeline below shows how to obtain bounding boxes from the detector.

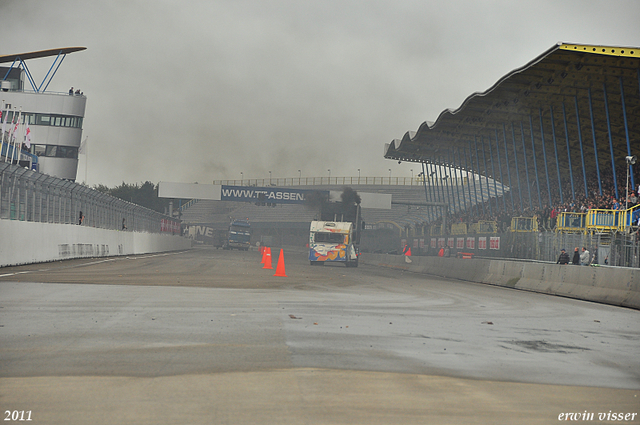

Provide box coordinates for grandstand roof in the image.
[0,47,86,64]
[384,43,639,190]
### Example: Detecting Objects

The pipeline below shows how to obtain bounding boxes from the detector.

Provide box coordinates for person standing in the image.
[580,247,590,266]
[571,247,580,265]
[556,248,570,264]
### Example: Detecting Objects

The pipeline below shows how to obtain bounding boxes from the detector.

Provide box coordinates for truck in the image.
[309,202,362,267]
[223,218,251,250]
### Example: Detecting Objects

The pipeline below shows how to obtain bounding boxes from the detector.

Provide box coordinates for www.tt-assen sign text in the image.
[220,186,327,204]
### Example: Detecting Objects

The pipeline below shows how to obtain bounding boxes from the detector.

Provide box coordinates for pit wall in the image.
[360,253,640,310]
[0,220,192,267]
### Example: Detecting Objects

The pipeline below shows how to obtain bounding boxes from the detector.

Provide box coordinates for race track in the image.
[1,247,638,424]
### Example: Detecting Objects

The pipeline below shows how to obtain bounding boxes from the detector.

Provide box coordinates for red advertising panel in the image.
[466,237,475,249]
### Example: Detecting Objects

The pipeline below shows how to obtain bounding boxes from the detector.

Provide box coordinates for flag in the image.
[11,116,21,157]
[11,117,19,140]
[25,121,31,148]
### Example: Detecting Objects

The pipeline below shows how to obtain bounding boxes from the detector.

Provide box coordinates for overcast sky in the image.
[2,0,639,187]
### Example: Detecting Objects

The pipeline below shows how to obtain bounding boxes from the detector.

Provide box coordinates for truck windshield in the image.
[314,232,345,244]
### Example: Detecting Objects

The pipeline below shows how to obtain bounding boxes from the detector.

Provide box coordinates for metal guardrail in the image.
[556,212,586,233]
[213,176,469,187]
[510,217,539,233]
[450,223,468,235]
[585,209,620,233]
[0,162,180,234]
[552,206,639,234]
[619,204,640,230]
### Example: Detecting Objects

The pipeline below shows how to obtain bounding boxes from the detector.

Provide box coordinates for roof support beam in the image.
[472,138,485,216]
[620,75,635,190]
[494,128,506,211]
[574,97,589,199]
[502,124,515,211]
[538,108,553,207]
[528,115,543,208]
[603,83,619,199]
[588,88,603,196]
[561,103,576,201]
[549,106,564,205]
[510,123,523,210]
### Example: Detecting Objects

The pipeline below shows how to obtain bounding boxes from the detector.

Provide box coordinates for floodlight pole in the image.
[626,155,637,210]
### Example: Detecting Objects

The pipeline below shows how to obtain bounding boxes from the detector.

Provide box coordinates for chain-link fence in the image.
[503,231,638,268]
[0,162,180,234]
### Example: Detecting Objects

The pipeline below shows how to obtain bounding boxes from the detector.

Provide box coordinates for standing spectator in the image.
[556,248,570,264]
[571,247,580,265]
[628,192,637,207]
[580,247,590,266]
[69,87,74,95]
[78,211,84,225]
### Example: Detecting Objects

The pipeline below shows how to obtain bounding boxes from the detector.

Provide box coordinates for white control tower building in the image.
[1,47,87,181]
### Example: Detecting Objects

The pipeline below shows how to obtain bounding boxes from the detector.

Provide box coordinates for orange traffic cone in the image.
[262,247,273,269]
[274,249,287,277]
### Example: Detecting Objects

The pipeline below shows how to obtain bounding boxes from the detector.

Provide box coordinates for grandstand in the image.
[181,43,639,266]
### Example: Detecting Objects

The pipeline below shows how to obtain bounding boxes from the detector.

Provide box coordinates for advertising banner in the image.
[466,237,475,249]
[221,185,324,204]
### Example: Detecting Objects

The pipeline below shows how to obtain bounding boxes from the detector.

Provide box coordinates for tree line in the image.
[94,181,178,216]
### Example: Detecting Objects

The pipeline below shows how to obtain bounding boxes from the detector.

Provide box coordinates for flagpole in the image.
[1,107,10,163]
[4,108,16,163]
[84,136,88,184]
[10,108,22,165]
[0,101,5,162]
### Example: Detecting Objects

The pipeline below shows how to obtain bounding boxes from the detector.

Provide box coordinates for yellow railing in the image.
[469,220,498,234]
[553,204,640,234]
[429,224,442,236]
[510,217,538,232]
[619,204,640,231]
[585,209,620,233]
[451,223,468,235]
[556,212,586,233]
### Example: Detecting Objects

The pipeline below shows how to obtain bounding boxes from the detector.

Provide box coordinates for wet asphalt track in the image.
[0,246,638,424]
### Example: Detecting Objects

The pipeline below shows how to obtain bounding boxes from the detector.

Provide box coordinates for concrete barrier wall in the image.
[361,253,640,310]
[0,220,192,267]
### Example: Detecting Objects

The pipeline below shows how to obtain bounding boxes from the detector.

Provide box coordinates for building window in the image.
[34,144,78,159]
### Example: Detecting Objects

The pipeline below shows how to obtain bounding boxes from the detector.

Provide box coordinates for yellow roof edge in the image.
[559,43,639,58]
